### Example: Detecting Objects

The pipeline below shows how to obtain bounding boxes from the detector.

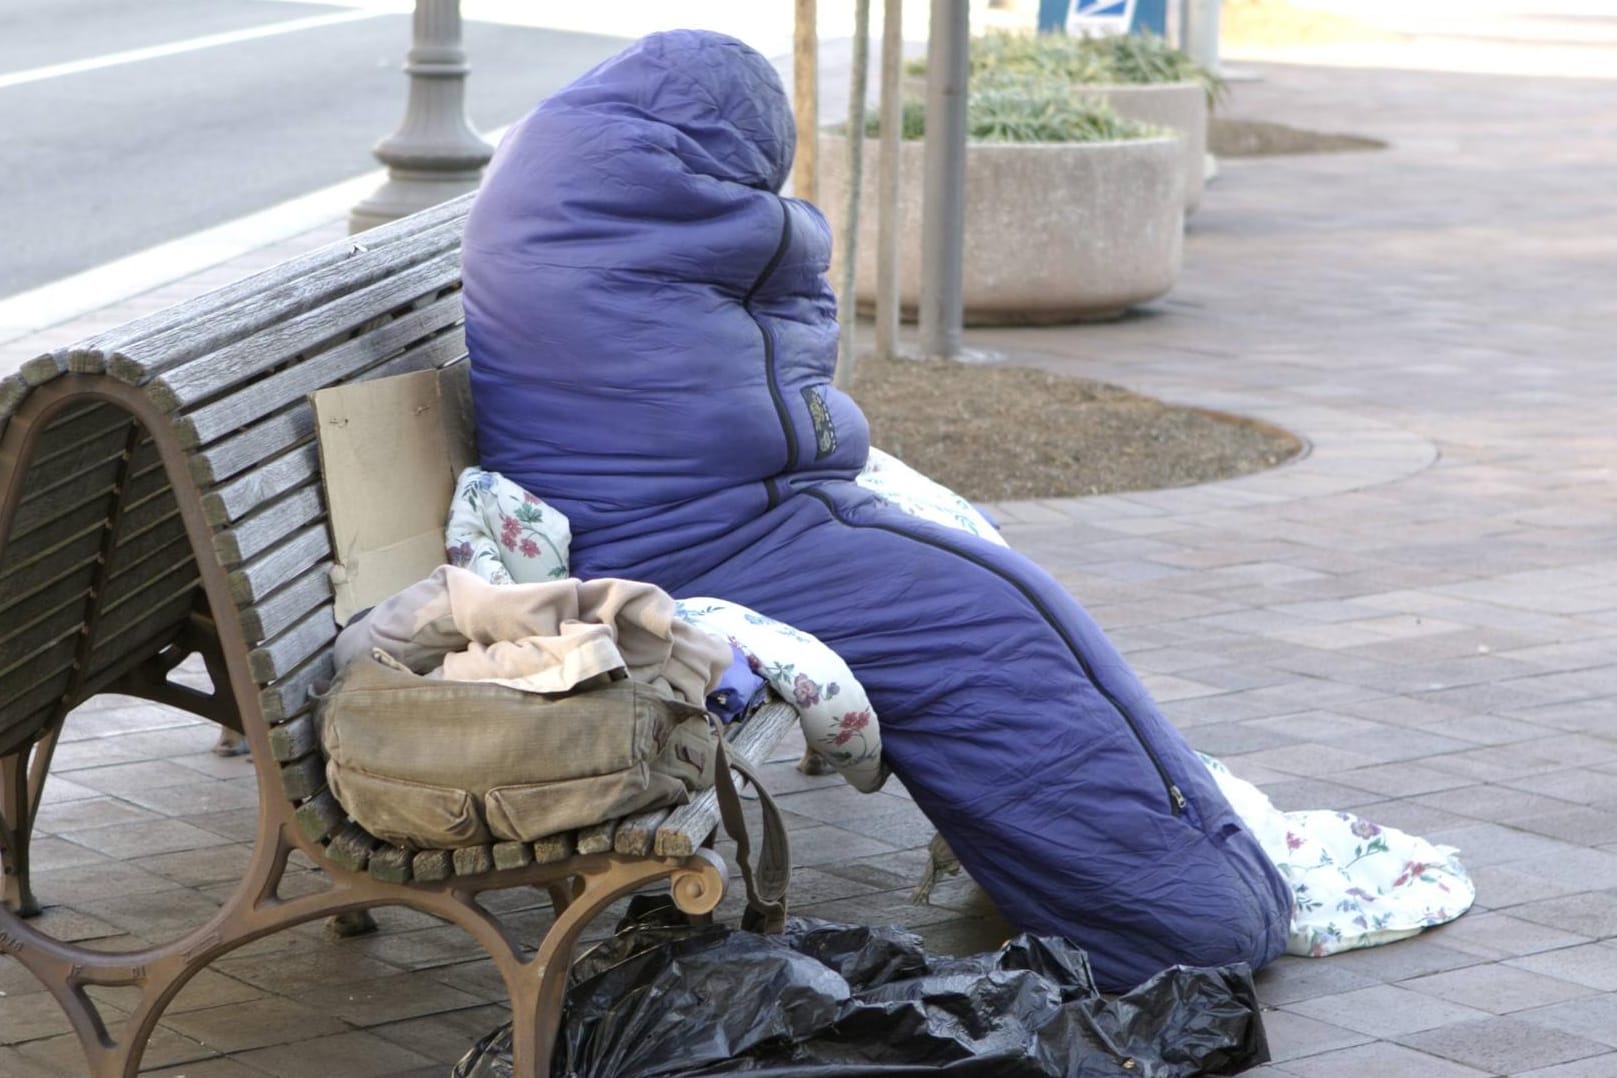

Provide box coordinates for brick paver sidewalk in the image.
[5,48,1617,1078]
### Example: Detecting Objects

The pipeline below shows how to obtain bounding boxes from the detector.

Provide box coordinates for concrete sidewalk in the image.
[7,48,1617,1078]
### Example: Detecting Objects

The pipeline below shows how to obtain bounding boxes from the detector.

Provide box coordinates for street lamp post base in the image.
[349,170,484,234]
[349,0,493,234]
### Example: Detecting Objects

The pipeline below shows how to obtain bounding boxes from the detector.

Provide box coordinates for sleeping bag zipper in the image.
[801,487,1188,816]
[746,201,797,509]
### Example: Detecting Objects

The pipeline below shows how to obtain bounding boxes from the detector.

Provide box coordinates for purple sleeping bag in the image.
[462,29,1290,991]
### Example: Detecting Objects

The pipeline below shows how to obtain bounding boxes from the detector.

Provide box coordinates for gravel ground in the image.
[848,353,1303,502]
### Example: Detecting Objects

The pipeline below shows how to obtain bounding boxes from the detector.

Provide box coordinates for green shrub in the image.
[862,86,1158,144]
[909,29,1222,103]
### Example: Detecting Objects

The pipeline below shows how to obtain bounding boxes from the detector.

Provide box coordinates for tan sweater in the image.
[333,565,730,706]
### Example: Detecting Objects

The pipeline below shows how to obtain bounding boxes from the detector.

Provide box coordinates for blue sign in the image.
[1038,0,1166,36]
[1071,0,1132,19]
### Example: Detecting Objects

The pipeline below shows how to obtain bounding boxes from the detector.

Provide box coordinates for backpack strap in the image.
[712,736,791,934]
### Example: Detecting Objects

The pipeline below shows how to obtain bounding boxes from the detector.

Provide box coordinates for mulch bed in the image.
[847,353,1303,502]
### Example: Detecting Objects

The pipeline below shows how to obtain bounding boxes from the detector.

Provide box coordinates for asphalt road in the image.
[0,0,629,298]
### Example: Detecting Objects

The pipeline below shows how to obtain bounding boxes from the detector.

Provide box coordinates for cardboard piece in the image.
[313,363,477,626]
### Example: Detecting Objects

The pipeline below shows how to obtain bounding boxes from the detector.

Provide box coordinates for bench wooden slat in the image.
[108,489,180,561]
[18,421,132,487]
[10,459,123,539]
[97,547,195,623]
[102,519,193,590]
[0,373,28,425]
[4,667,73,717]
[42,399,110,431]
[2,465,178,591]
[190,408,315,489]
[8,437,164,550]
[0,581,92,664]
[368,844,413,883]
[227,525,328,607]
[453,845,494,877]
[1,654,74,712]
[531,832,575,865]
[656,702,798,859]
[91,206,468,382]
[112,483,185,541]
[0,671,74,751]
[576,819,617,856]
[86,587,198,673]
[31,407,130,468]
[213,487,324,567]
[81,611,194,696]
[491,841,532,871]
[0,631,79,691]
[259,650,333,725]
[267,713,318,762]
[6,446,133,558]
[278,754,326,802]
[0,507,105,581]
[97,544,197,620]
[201,444,320,527]
[413,849,453,882]
[150,252,461,420]
[614,807,672,857]
[294,788,346,844]
[238,564,333,645]
[176,293,464,451]
[0,556,96,624]
[326,823,379,873]
[187,328,466,487]
[248,604,336,684]
[18,350,67,388]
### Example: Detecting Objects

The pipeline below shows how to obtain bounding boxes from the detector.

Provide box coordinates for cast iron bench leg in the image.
[0,728,59,918]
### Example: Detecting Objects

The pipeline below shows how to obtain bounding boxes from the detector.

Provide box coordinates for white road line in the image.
[0,123,512,348]
[0,9,389,91]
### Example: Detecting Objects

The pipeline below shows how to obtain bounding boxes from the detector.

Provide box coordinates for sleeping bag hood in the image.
[464,29,870,588]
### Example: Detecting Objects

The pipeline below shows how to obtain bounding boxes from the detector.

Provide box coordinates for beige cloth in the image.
[333,565,730,706]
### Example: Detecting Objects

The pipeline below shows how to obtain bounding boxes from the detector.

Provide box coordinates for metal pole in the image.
[835,0,872,389]
[792,0,819,203]
[349,0,494,234]
[873,0,904,363]
[918,0,968,361]
[1187,0,1222,76]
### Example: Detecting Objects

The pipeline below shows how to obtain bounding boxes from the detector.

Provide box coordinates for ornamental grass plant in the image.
[863,87,1157,144]
[910,29,1222,103]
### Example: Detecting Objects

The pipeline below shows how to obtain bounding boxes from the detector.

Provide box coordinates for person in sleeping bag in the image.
[461,28,1291,991]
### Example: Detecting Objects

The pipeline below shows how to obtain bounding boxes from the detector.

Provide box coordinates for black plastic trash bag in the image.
[455,898,1268,1077]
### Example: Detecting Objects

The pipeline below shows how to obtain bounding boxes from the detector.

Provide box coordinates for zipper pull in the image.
[1170,785,1186,814]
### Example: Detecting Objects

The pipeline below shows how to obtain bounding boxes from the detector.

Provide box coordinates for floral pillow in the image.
[675,597,887,794]
[857,448,1006,547]
[445,468,571,584]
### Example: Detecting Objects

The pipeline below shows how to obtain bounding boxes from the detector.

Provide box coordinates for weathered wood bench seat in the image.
[0,192,797,1078]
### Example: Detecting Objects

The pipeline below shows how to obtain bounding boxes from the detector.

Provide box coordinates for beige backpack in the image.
[318,651,789,928]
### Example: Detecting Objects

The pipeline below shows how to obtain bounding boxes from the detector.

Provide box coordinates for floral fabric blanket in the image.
[1202,755,1474,957]
[673,598,887,793]
[447,467,571,585]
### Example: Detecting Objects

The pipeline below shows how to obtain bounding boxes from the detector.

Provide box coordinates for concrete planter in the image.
[903,77,1206,214]
[820,132,1184,325]
[1088,82,1208,214]
[903,76,1207,213]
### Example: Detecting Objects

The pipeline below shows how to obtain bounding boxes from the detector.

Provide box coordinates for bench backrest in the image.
[0,196,475,795]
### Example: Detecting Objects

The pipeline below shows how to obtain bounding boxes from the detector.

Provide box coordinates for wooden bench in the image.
[0,193,797,1078]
